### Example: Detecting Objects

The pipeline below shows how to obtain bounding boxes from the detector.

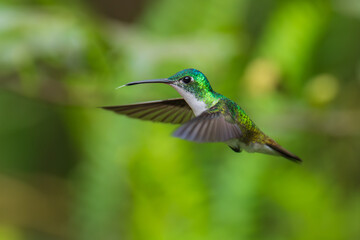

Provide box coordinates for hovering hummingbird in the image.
[102,69,301,163]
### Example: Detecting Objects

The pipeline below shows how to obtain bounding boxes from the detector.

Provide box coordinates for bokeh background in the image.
[1,0,360,239]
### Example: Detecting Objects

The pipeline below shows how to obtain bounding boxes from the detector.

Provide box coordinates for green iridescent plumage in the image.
[169,69,218,107]
[169,69,264,144]
[209,97,265,144]
[103,68,301,163]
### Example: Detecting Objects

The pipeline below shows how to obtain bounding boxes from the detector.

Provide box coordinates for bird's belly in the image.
[227,139,277,155]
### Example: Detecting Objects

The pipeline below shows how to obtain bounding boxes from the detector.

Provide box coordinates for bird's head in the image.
[120,69,214,97]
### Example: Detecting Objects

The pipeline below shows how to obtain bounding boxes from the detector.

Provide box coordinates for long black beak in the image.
[117,78,172,89]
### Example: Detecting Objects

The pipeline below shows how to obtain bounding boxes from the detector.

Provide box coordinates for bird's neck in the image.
[171,86,219,116]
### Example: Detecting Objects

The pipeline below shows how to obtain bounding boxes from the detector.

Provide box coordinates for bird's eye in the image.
[182,76,192,84]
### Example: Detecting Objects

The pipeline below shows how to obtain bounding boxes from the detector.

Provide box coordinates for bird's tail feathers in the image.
[265,139,302,163]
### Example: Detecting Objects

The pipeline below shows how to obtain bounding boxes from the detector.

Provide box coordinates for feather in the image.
[173,110,242,142]
[265,140,302,163]
[102,98,194,124]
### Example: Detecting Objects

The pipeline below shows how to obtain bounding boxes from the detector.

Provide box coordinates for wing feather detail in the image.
[102,98,194,124]
[173,110,242,142]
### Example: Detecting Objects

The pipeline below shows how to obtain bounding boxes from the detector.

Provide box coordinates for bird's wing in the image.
[173,105,242,142]
[101,98,194,124]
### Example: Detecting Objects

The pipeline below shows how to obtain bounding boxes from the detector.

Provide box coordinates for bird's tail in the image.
[265,138,302,163]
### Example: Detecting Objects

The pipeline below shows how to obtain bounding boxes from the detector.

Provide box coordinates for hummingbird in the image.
[102,69,301,163]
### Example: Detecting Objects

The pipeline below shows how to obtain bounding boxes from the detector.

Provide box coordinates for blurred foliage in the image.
[0,0,360,239]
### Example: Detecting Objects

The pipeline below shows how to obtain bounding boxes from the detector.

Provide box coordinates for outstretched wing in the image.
[173,106,242,142]
[102,98,194,124]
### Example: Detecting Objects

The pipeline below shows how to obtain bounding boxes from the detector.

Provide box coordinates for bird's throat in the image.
[171,85,217,116]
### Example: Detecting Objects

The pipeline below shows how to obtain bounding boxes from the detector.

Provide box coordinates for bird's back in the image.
[217,96,301,162]
[214,95,266,145]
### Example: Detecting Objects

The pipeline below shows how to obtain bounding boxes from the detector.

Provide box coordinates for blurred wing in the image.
[173,110,242,142]
[102,98,194,124]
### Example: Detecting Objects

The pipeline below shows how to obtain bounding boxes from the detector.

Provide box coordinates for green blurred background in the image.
[1,0,360,239]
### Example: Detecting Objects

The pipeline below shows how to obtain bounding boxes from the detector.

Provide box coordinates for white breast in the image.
[171,86,208,116]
